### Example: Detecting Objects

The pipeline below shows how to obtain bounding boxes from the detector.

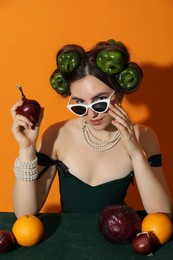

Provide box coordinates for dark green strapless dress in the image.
[36,152,162,213]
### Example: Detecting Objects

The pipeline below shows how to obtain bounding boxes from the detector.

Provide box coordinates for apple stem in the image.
[16,84,26,100]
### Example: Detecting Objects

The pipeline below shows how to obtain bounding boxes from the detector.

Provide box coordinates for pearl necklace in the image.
[81,119,121,152]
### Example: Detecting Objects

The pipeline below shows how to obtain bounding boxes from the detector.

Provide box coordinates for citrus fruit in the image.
[12,215,44,247]
[141,213,173,245]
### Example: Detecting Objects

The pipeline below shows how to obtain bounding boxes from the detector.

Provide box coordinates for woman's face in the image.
[69,75,121,131]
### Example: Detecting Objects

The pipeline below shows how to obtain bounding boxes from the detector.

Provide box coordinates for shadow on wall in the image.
[44,203,61,213]
[126,63,173,210]
[127,62,173,157]
[127,63,173,128]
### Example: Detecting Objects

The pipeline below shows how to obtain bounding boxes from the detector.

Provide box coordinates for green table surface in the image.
[0,211,172,260]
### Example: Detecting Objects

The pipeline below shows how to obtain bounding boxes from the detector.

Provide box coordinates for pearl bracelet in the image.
[14,157,38,181]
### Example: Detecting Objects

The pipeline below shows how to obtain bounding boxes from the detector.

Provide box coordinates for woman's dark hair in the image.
[50,40,143,97]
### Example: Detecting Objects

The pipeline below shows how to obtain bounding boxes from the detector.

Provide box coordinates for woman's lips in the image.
[90,119,102,126]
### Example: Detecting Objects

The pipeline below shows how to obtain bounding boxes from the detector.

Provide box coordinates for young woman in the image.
[11,39,172,218]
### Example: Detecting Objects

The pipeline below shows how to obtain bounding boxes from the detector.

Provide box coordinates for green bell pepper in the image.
[50,72,68,94]
[57,52,81,73]
[117,67,139,91]
[107,39,117,45]
[96,50,125,75]
[107,39,123,46]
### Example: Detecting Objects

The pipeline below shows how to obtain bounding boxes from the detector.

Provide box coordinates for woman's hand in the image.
[11,99,44,149]
[109,103,143,158]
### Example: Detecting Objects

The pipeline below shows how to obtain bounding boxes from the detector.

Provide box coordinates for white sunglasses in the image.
[67,91,115,116]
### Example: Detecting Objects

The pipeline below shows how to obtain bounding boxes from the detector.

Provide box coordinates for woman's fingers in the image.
[10,101,44,149]
[109,103,132,131]
[13,114,33,128]
[11,116,33,141]
[110,103,128,117]
[10,99,24,119]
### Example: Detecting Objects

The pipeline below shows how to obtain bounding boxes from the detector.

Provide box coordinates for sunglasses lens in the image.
[70,106,86,115]
[92,102,108,112]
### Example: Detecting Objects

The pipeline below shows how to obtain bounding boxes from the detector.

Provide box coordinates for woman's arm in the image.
[11,100,57,218]
[131,151,172,217]
[109,103,173,218]
[131,125,172,217]
[12,147,57,218]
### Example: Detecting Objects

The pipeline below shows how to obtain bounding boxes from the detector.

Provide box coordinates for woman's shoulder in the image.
[134,123,157,136]
[44,117,79,131]
[42,118,80,140]
[134,123,161,155]
[38,118,80,157]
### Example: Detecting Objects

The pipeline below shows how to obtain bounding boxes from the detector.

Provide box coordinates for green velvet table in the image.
[0,212,172,259]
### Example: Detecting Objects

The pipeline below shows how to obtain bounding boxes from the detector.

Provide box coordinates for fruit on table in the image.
[12,215,44,247]
[132,231,157,255]
[16,85,41,126]
[98,204,141,243]
[141,213,173,245]
[0,230,16,253]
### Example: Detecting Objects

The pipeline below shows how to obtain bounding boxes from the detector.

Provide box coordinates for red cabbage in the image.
[98,204,141,243]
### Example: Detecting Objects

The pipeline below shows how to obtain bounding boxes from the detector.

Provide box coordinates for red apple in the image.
[0,230,16,253]
[16,85,41,126]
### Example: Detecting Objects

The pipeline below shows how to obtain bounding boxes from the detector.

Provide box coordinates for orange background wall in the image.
[0,0,173,212]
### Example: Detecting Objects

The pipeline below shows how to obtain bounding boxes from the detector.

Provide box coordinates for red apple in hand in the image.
[16,85,41,126]
[0,230,16,253]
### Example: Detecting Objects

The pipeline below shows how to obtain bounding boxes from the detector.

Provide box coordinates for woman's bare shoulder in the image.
[134,123,157,136]
[134,123,161,155]
[43,118,79,134]
[39,118,79,147]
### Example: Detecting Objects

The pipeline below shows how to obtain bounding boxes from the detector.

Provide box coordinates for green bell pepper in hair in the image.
[57,52,81,73]
[117,67,139,91]
[96,50,125,75]
[50,72,68,94]
[107,39,117,45]
[107,39,123,46]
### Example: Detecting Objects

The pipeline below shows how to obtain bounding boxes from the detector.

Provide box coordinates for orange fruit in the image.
[12,215,44,247]
[141,213,173,245]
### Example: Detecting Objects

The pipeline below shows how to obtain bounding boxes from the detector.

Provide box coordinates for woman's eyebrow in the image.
[71,96,84,101]
[92,92,109,100]
[72,92,109,101]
